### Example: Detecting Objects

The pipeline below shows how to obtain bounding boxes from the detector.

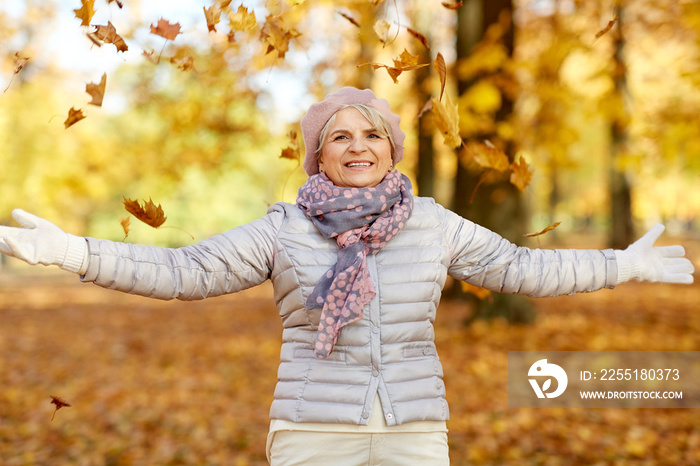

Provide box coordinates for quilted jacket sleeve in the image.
[80,206,285,300]
[440,205,618,297]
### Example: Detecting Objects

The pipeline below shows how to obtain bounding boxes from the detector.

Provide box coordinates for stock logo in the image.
[528,359,568,398]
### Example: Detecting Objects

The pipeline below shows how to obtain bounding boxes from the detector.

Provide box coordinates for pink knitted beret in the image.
[301,87,405,176]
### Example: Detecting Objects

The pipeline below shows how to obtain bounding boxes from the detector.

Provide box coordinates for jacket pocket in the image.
[403,345,437,359]
[293,347,346,362]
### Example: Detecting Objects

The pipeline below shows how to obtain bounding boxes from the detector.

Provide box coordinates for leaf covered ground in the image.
[1,252,699,465]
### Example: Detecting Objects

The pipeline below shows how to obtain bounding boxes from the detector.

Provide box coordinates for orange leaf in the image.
[120,216,131,239]
[509,157,533,192]
[123,197,167,229]
[434,52,446,101]
[407,27,430,50]
[203,5,222,33]
[90,22,128,52]
[465,140,509,172]
[150,18,181,41]
[430,95,461,149]
[524,222,562,238]
[12,52,29,74]
[85,73,106,107]
[49,395,71,421]
[594,15,619,42]
[442,1,463,9]
[73,0,96,27]
[64,107,86,129]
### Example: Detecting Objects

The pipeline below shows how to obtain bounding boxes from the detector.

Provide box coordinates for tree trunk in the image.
[453,0,534,323]
[609,5,634,249]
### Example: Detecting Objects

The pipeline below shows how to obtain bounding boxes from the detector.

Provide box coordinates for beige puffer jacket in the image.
[82,197,617,426]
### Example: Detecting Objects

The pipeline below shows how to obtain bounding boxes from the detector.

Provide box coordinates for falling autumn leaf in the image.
[64,107,86,129]
[431,94,461,148]
[338,11,360,28]
[374,19,390,45]
[279,130,301,163]
[358,48,428,84]
[465,140,510,172]
[435,52,446,101]
[229,5,257,32]
[90,22,128,52]
[260,16,300,59]
[203,5,222,33]
[442,1,463,9]
[120,216,131,239]
[123,197,167,229]
[107,0,123,8]
[509,157,533,192]
[524,221,562,238]
[3,52,29,93]
[407,27,430,50]
[594,15,619,42]
[150,18,181,41]
[170,55,195,71]
[74,0,96,27]
[49,396,71,421]
[85,73,106,107]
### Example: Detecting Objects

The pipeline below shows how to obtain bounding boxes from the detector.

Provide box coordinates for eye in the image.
[333,135,347,141]
[368,133,381,139]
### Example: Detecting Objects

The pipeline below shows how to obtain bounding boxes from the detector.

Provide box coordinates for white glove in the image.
[0,209,88,274]
[615,224,694,285]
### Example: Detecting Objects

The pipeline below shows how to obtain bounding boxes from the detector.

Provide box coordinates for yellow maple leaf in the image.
[524,222,561,238]
[260,16,300,59]
[374,20,390,44]
[358,48,428,84]
[229,5,257,32]
[203,5,222,33]
[123,197,167,229]
[465,140,509,172]
[431,94,462,149]
[64,107,86,129]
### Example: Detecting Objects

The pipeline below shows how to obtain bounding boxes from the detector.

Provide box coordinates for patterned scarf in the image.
[296,170,414,358]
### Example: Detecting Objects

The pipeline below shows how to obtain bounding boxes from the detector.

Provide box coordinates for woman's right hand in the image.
[0,209,88,274]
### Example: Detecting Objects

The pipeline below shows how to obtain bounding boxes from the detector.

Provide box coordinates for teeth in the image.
[347,162,372,167]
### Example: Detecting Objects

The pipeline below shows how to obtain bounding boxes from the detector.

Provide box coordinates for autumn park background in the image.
[1,0,700,464]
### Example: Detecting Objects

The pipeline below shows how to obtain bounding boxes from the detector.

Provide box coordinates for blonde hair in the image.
[316,104,396,158]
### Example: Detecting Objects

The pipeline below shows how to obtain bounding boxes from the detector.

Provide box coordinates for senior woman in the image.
[0,87,695,465]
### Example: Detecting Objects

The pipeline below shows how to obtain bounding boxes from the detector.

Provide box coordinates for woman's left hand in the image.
[615,224,695,285]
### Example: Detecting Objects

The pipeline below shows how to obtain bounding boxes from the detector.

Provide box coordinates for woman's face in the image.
[318,107,393,188]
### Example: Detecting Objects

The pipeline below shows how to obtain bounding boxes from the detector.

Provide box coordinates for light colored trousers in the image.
[267,430,450,465]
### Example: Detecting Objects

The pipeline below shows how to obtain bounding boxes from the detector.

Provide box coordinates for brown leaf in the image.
[279,130,301,163]
[442,1,463,9]
[465,140,509,172]
[407,27,430,50]
[86,73,106,106]
[358,48,428,84]
[74,0,96,27]
[120,216,131,239]
[594,15,619,42]
[123,197,167,229]
[434,52,446,101]
[50,395,71,421]
[338,11,360,28]
[203,5,222,33]
[64,107,86,129]
[142,49,159,64]
[91,22,128,52]
[107,0,123,8]
[524,222,562,238]
[509,157,533,192]
[12,52,30,74]
[170,55,195,71]
[150,18,181,41]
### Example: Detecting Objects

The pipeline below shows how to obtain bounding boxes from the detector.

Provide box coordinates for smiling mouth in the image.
[346,162,373,167]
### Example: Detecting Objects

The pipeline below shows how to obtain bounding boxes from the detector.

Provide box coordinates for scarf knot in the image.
[296,170,414,358]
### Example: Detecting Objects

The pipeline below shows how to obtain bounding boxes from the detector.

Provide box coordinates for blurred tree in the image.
[452,0,535,323]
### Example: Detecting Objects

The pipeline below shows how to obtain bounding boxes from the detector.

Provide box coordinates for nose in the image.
[349,137,367,153]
